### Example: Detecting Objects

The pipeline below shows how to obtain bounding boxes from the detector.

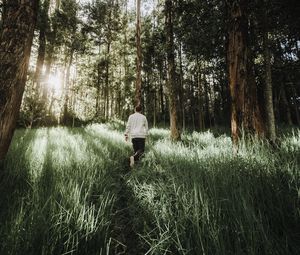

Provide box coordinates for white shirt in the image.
[125,112,148,138]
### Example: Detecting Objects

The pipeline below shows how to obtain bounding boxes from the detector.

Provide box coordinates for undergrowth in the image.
[0,124,299,255]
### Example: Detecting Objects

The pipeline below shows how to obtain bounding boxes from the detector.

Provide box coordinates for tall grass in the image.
[0,124,299,255]
[127,128,300,255]
[0,125,131,255]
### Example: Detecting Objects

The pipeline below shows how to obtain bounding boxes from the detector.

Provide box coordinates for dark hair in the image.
[135,105,142,112]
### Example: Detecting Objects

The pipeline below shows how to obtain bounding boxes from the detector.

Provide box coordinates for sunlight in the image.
[48,127,91,167]
[28,129,48,182]
[47,73,63,91]
[85,124,130,146]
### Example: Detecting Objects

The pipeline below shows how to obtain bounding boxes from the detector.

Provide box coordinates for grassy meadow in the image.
[0,124,299,255]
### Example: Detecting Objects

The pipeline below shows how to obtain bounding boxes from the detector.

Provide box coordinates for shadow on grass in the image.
[1,127,118,254]
[0,129,38,222]
[0,128,52,254]
[129,149,300,255]
[80,127,155,255]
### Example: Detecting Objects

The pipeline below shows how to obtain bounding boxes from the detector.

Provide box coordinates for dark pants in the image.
[132,138,145,162]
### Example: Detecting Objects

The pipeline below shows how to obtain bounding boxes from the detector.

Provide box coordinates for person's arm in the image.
[144,116,149,137]
[125,116,131,141]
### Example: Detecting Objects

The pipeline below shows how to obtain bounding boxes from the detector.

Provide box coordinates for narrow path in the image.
[109,160,146,255]
[80,128,146,254]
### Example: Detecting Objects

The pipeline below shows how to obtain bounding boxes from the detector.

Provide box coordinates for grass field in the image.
[0,124,299,255]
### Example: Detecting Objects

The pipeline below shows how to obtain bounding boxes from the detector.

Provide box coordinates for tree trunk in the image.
[244,42,265,135]
[0,0,38,160]
[153,85,157,127]
[34,0,50,92]
[262,3,276,143]
[62,48,75,124]
[43,56,52,101]
[159,68,164,117]
[95,60,101,116]
[196,60,205,131]
[135,0,142,107]
[35,29,46,91]
[179,42,185,131]
[165,0,180,140]
[105,42,111,120]
[203,79,211,128]
[227,0,248,146]
[280,83,293,125]
[291,83,300,125]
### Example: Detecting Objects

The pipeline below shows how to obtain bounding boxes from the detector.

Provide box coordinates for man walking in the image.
[125,105,148,168]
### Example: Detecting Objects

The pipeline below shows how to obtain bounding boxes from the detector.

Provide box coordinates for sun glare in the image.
[48,73,62,91]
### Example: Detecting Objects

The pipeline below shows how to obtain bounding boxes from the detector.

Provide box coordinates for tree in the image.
[34,0,50,92]
[262,0,276,143]
[135,0,142,107]
[0,0,38,160]
[165,0,180,140]
[226,0,250,145]
[59,0,80,124]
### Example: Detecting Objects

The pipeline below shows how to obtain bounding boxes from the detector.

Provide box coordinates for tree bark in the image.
[153,85,157,127]
[43,56,52,101]
[35,29,46,91]
[62,48,75,124]
[95,60,101,116]
[244,42,265,135]
[0,0,38,160]
[226,0,248,146]
[159,68,164,117]
[179,42,185,131]
[280,83,293,125]
[196,58,205,131]
[105,42,111,120]
[262,2,276,143]
[203,77,211,128]
[34,0,50,92]
[165,0,180,140]
[291,83,300,125]
[135,0,142,107]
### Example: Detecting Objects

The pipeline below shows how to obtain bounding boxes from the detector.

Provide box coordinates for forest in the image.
[0,0,299,254]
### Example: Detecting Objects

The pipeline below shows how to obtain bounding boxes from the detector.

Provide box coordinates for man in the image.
[125,105,148,168]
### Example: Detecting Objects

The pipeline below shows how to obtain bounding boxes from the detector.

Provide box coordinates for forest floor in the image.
[0,123,300,255]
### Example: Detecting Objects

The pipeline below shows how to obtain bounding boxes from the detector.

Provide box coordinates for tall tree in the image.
[0,0,38,160]
[165,0,180,140]
[34,0,50,92]
[226,0,249,145]
[244,14,265,136]
[136,0,142,107]
[59,0,80,124]
[262,0,276,143]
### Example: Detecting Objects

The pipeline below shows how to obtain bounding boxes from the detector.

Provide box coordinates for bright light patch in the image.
[48,73,63,91]
[27,129,48,182]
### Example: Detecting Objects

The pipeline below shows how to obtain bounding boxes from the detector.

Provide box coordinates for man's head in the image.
[135,105,142,112]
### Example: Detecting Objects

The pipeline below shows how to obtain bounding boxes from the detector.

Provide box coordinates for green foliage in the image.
[18,83,57,128]
[0,125,299,254]
[26,0,300,128]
